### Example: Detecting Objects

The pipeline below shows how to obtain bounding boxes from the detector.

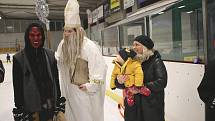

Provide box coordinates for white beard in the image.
[62,34,81,79]
[62,35,79,64]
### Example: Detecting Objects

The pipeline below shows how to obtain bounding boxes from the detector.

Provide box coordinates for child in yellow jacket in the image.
[110,48,150,106]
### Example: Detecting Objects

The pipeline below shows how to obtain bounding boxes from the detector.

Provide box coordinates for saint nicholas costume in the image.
[55,0,107,121]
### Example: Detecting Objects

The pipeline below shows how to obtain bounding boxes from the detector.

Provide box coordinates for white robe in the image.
[55,37,107,121]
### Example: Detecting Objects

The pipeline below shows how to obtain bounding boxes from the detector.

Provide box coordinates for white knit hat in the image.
[64,0,81,29]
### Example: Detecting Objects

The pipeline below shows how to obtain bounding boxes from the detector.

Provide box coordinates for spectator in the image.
[115,35,167,121]
[0,60,5,83]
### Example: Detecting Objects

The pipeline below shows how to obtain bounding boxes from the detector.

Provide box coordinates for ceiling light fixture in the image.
[35,0,50,30]
[178,5,185,8]
[158,12,164,15]
[186,11,193,14]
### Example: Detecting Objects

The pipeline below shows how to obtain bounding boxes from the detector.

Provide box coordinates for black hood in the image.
[24,23,45,50]
[23,23,54,107]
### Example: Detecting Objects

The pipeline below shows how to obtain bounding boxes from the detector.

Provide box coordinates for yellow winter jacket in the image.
[110,58,144,89]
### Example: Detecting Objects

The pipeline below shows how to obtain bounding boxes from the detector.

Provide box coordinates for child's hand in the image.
[129,87,139,94]
[117,75,128,84]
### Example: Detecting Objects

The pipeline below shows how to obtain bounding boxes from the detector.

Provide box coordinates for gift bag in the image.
[71,58,89,85]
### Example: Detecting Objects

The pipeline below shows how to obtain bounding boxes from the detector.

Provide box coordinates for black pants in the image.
[124,94,165,121]
[206,106,215,121]
[124,94,141,121]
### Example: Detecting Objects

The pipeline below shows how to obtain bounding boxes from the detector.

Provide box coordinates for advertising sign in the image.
[104,2,110,17]
[138,0,147,4]
[92,9,98,23]
[97,5,104,19]
[124,0,134,9]
[110,0,120,13]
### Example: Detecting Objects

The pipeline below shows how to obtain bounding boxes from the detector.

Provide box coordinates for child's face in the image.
[116,55,125,64]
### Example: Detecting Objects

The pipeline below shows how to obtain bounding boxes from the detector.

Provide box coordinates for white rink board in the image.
[164,61,205,121]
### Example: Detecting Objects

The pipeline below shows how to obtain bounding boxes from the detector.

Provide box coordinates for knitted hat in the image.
[119,48,137,61]
[64,0,81,29]
[134,35,154,49]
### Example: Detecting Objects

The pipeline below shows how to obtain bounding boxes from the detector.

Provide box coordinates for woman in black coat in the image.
[198,60,215,121]
[116,35,167,121]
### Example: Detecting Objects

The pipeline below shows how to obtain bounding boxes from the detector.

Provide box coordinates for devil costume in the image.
[12,23,64,121]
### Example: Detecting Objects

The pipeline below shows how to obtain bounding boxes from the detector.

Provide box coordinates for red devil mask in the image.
[29,27,42,48]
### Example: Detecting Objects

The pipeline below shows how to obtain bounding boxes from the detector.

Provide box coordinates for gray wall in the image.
[0,31,63,51]
[0,33,24,48]
[49,31,63,51]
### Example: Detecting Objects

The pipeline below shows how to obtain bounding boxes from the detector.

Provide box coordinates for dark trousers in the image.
[124,94,165,121]
[206,106,215,121]
[33,110,54,121]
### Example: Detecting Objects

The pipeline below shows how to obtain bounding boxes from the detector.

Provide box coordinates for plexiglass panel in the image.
[207,0,215,62]
[102,26,119,56]
[119,19,145,49]
[151,0,204,62]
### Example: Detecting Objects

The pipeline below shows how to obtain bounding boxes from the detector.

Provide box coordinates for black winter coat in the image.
[12,49,61,110]
[198,61,215,121]
[117,51,167,121]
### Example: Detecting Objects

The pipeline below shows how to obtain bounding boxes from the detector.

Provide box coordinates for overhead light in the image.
[186,11,193,14]
[0,16,2,19]
[7,26,13,29]
[178,5,185,8]
[158,12,164,15]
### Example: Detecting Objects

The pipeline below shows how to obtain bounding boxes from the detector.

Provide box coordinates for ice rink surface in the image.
[0,54,123,121]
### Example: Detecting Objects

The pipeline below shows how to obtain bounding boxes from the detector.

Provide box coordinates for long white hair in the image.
[61,27,86,77]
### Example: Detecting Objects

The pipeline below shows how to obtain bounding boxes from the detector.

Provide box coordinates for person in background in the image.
[198,61,215,121]
[0,59,5,83]
[12,23,65,121]
[55,0,107,121]
[115,35,167,121]
[6,53,11,63]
